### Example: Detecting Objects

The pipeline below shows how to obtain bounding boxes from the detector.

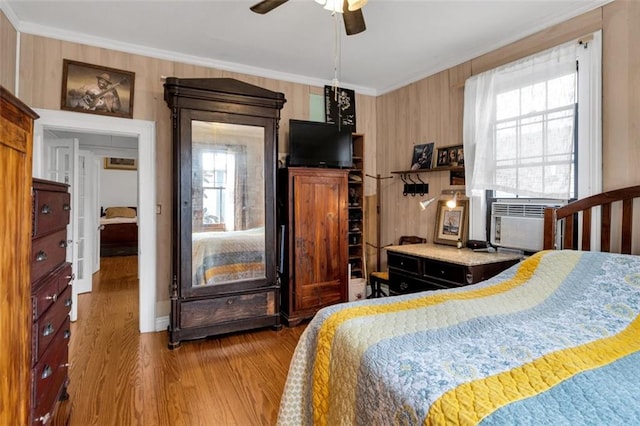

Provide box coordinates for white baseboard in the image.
[155,316,169,332]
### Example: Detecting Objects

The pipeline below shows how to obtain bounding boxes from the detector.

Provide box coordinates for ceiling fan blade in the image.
[250,0,289,14]
[343,4,366,35]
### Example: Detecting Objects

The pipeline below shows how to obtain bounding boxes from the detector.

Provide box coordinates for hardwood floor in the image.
[65,256,306,426]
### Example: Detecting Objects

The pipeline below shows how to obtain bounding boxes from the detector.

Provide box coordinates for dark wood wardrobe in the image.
[164,78,286,348]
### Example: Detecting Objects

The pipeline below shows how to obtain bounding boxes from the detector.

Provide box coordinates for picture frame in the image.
[433,199,469,246]
[104,157,137,171]
[324,85,356,131]
[410,142,434,170]
[61,59,135,119]
[436,144,464,167]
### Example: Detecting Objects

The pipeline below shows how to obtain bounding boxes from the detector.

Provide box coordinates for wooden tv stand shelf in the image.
[386,243,522,295]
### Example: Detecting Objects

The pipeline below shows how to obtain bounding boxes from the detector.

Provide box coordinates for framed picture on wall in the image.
[61,59,135,119]
[104,157,137,171]
[324,85,356,130]
[434,199,468,246]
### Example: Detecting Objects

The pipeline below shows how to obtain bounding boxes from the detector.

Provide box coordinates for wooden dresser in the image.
[386,243,521,295]
[31,178,72,425]
[278,167,349,326]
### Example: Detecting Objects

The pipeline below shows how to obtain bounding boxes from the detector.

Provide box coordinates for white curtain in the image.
[463,41,577,199]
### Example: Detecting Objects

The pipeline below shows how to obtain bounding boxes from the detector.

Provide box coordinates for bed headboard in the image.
[543,185,640,254]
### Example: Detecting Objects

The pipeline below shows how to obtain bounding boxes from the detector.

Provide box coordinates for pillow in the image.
[105,206,137,219]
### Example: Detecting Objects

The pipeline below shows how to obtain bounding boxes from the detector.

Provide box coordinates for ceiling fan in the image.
[250,0,368,35]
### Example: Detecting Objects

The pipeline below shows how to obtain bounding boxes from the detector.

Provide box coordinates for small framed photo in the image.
[436,144,464,167]
[61,59,135,119]
[410,142,434,170]
[434,199,469,246]
[436,147,449,167]
[104,157,137,171]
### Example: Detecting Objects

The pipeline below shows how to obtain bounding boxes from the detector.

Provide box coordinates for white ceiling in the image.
[4,0,611,95]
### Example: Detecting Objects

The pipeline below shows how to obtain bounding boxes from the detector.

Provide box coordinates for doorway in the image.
[33,109,157,333]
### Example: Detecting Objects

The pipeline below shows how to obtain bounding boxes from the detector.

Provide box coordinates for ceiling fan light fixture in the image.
[315,0,343,13]
[346,0,367,11]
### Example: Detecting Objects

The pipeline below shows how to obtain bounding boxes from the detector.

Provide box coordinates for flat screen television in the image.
[288,119,353,168]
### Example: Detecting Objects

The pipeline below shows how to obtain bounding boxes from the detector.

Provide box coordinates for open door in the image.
[43,139,92,321]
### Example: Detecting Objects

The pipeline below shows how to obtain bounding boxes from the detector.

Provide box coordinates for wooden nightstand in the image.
[386,243,522,295]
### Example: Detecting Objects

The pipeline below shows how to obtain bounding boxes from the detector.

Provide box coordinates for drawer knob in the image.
[400,281,408,290]
[42,322,55,337]
[59,240,68,248]
[41,204,52,215]
[45,293,58,302]
[466,273,473,284]
[36,251,48,262]
[41,365,53,379]
[65,298,72,307]
[60,363,70,368]
[63,203,71,211]
[64,329,71,339]
[36,413,51,424]
[226,299,234,305]
[66,273,75,282]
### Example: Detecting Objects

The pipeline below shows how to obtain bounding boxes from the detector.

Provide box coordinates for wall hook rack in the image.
[400,172,429,197]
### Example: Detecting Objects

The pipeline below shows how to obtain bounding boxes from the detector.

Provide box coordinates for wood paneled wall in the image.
[6,0,640,306]
[0,11,17,91]
[375,0,640,262]
[15,33,377,317]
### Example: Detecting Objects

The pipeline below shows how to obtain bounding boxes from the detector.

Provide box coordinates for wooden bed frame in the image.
[100,222,138,257]
[543,185,640,254]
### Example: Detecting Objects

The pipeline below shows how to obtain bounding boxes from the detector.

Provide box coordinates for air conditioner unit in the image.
[490,200,564,252]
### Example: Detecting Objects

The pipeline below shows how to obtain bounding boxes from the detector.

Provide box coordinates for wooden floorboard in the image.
[64,256,305,426]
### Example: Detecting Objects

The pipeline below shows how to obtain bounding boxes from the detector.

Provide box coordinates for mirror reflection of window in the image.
[190,120,267,287]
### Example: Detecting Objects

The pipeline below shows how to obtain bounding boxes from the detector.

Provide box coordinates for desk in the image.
[386,243,522,295]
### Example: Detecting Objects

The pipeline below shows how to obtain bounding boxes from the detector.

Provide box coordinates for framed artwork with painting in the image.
[61,59,135,119]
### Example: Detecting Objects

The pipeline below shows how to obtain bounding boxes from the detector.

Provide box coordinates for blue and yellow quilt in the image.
[277,250,640,425]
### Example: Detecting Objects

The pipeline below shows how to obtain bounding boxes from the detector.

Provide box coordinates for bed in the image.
[99,206,138,257]
[192,227,265,286]
[277,185,640,425]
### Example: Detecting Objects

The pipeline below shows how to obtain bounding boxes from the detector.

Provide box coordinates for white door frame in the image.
[33,109,157,333]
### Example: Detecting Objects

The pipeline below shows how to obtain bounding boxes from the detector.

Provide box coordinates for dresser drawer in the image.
[31,229,67,283]
[389,270,447,295]
[423,258,466,284]
[33,189,70,238]
[32,263,72,319]
[33,286,71,365]
[387,252,421,275]
[181,290,276,328]
[31,326,69,425]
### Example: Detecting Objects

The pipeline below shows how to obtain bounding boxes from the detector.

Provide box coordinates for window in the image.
[463,32,602,242]
[201,150,235,228]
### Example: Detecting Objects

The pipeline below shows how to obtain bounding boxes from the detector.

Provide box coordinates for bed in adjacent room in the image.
[277,185,640,426]
[100,206,138,257]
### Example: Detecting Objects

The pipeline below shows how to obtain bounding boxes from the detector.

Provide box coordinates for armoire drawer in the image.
[31,326,69,425]
[32,286,71,365]
[181,291,276,328]
[32,188,70,239]
[31,229,67,283]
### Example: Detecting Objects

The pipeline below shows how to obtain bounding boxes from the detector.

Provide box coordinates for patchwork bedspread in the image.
[192,227,265,286]
[277,250,640,425]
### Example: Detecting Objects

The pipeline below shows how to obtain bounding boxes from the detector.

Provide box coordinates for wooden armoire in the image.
[278,167,349,326]
[164,78,286,348]
[0,87,38,424]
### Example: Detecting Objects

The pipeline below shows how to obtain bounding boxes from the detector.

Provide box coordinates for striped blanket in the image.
[192,227,265,286]
[277,250,640,425]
